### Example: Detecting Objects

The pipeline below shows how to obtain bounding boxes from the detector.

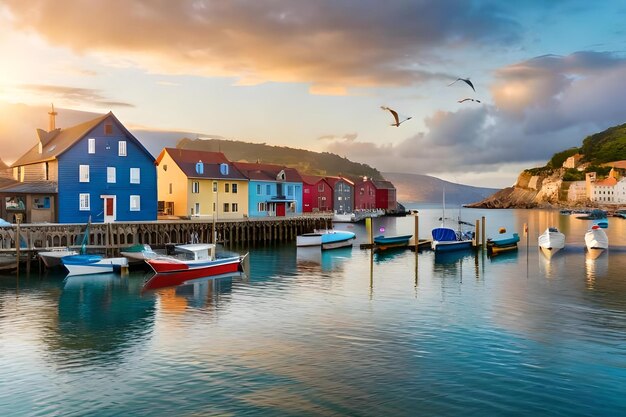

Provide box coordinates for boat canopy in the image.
[432,227,457,242]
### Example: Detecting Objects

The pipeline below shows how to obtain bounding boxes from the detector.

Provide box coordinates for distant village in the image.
[0,109,400,224]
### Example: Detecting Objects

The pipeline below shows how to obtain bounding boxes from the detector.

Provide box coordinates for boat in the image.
[296,229,356,250]
[61,254,129,276]
[373,234,412,251]
[538,227,566,258]
[594,219,609,228]
[585,225,608,252]
[143,271,244,292]
[332,212,356,223]
[0,254,18,272]
[559,209,572,215]
[431,185,474,253]
[145,243,246,280]
[487,232,520,255]
[576,209,607,220]
[120,243,158,264]
[38,248,79,268]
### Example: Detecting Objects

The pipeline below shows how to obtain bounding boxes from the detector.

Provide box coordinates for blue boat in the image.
[373,234,412,251]
[61,254,129,276]
[296,230,356,250]
[594,220,609,228]
[576,209,607,220]
[431,227,473,252]
[487,232,520,254]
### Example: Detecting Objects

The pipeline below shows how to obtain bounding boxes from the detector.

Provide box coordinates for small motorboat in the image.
[373,234,413,251]
[575,209,607,220]
[61,254,129,276]
[296,230,356,250]
[145,243,246,280]
[38,249,79,268]
[538,227,565,258]
[431,227,473,252]
[594,219,609,228]
[487,232,520,255]
[585,225,608,252]
[120,243,158,264]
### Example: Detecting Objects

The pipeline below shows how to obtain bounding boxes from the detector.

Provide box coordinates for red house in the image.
[301,175,333,213]
[372,179,397,211]
[354,177,376,210]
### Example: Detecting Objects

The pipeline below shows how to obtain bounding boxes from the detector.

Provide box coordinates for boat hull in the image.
[432,239,473,252]
[538,228,565,258]
[321,239,353,250]
[585,228,608,251]
[373,234,412,251]
[146,255,243,280]
[38,250,78,268]
[489,243,518,255]
[63,257,128,276]
[297,230,356,249]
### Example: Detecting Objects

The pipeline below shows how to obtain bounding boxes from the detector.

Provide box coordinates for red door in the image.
[276,203,286,216]
[106,198,114,216]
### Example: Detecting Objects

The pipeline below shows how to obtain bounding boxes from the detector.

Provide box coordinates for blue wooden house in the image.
[232,162,303,217]
[10,109,157,223]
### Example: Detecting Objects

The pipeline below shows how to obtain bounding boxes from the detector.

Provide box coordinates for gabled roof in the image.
[325,176,354,187]
[232,162,303,182]
[300,174,326,185]
[158,148,247,180]
[595,177,617,186]
[372,179,396,190]
[11,112,154,167]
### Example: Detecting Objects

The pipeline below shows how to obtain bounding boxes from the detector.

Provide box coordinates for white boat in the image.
[38,249,79,268]
[61,254,129,276]
[120,244,158,264]
[332,212,356,223]
[296,229,356,250]
[584,225,608,252]
[538,227,566,258]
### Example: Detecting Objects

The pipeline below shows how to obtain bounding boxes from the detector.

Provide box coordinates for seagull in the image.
[380,106,412,127]
[448,77,475,92]
[458,98,481,103]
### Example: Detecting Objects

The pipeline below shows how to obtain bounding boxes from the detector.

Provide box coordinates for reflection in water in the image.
[46,274,155,364]
[538,252,566,279]
[296,246,353,272]
[585,251,609,290]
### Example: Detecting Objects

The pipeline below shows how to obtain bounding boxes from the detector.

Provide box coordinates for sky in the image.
[1,0,626,188]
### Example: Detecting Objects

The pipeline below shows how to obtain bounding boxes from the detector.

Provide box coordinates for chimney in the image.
[48,103,57,131]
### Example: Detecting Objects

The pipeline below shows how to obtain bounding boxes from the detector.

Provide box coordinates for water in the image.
[1,208,626,416]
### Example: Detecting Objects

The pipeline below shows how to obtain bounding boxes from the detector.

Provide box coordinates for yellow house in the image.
[155,148,249,219]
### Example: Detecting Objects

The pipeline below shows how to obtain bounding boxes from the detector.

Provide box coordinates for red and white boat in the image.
[145,243,246,280]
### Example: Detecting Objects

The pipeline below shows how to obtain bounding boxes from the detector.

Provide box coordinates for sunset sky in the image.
[1,1,626,188]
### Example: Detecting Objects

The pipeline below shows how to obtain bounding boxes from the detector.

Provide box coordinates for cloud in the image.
[324,51,626,184]
[3,0,522,94]
[17,84,134,108]
[317,132,357,141]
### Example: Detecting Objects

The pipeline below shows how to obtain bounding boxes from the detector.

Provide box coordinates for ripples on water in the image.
[1,209,625,416]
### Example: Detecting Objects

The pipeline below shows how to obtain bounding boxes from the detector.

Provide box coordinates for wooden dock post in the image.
[15,221,20,276]
[481,216,486,251]
[474,219,480,248]
[366,217,373,245]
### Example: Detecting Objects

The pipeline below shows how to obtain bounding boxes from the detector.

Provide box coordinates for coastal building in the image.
[590,177,618,203]
[372,179,398,212]
[615,178,626,203]
[233,162,303,217]
[155,148,249,219]
[326,176,354,214]
[9,109,157,223]
[566,181,587,203]
[354,177,376,210]
[562,153,583,169]
[301,175,332,213]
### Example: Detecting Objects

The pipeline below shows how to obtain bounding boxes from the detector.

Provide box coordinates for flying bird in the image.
[458,98,481,103]
[380,106,412,127]
[448,77,475,92]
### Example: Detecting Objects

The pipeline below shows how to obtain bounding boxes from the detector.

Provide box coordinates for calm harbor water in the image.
[1,207,626,416]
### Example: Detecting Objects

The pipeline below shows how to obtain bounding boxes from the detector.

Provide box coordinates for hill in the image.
[177,138,383,180]
[382,172,499,205]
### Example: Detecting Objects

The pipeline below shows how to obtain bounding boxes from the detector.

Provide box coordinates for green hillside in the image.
[177,138,383,180]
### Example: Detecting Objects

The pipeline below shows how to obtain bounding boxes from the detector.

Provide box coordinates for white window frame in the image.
[232,203,238,212]
[88,138,95,154]
[192,181,200,193]
[130,167,140,184]
[79,165,90,182]
[79,193,90,210]
[107,167,116,183]
[118,141,127,156]
[130,195,140,211]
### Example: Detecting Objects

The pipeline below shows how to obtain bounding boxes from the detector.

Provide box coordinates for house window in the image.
[318,183,324,192]
[266,184,271,195]
[79,193,90,210]
[107,167,116,183]
[232,183,238,194]
[232,203,238,212]
[258,202,266,212]
[220,163,229,175]
[192,181,200,193]
[118,141,127,156]
[195,202,200,214]
[304,188,310,194]
[169,183,173,194]
[287,185,293,196]
[257,184,262,195]
[33,196,51,209]
[213,181,218,192]
[130,168,140,184]
[213,202,216,211]
[104,123,113,135]
[196,161,204,174]
[88,138,95,154]
[79,165,90,182]
[225,183,230,193]
[223,203,230,212]
[130,195,140,211]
